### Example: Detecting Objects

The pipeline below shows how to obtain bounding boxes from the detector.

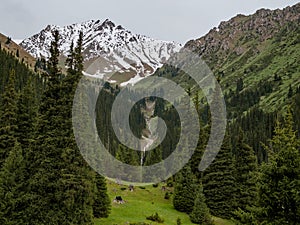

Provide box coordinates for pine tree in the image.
[234,128,258,212]
[16,78,37,149]
[93,174,111,218]
[62,30,111,221]
[116,144,139,166]
[0,142,29,225]
[28,30,96,224]
[74,32,84,74]
[173,165,198,214]
[190,182,212,225]
[202,133,237,219]
[28,30,66,224]
[0,69,18,167]
[115,144,139,181]
[66,41,75,75]
[144,146,163,166]
[257,109,300,224]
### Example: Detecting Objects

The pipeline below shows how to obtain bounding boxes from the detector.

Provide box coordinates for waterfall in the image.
[140,98,156,166]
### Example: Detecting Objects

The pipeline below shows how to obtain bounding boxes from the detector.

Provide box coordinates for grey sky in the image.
[1,0,299,44]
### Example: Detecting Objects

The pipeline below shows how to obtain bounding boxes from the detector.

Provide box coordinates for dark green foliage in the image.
[234,129,258,213]
[116,144,139,166]
[190,183,212,225]
[26,30,97,224]
[226,80,274,117]
[292,92,300,136]
[236,77,244,94]
[0,69,18,167]
[164,192,170,200]
[144,146,163,166]
[233,208,259,225]
[63,31,111,221]
[93,174,111,218]
[230,107,277,163]
[47,30,60,82]
[176,217,182,225]
[256,110,300,224]
[173,165,198,214]
[0,47,38,95]
[202,134,237,219]
[0,142,30,225]
[16,78,37,149]
[146,212,164,223]
[287,84,293,98]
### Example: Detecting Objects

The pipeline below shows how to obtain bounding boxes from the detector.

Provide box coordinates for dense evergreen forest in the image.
[0,32,111,225]
[0,21,299,224]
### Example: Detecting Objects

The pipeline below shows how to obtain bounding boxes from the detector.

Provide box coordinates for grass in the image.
[95,181,235,225]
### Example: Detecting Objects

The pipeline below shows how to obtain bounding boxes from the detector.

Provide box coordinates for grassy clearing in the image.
[95,181,235,225]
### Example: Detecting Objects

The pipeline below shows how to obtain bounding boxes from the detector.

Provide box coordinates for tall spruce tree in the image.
[28,30,96,224]
[202,133,237,219]
[257,110,300,224]
[0,69,18,167]
[173,165,198,214]
[0,141,29,225]
[234,128,258,212]
[0,78,39,225]
[189,182,212,225]
[28,29,67,224]
[62,31,111,220]
[0,142,30,225]
[93,173,111,218]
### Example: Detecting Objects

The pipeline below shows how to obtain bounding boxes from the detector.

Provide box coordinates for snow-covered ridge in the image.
[21,19,182,84]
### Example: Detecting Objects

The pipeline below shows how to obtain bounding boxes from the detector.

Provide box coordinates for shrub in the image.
[164,192,170,200]
[146,212,164,223]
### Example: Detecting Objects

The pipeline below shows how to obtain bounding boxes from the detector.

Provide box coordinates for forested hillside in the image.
[0,31,111,225]
[149,3,300,224]
[0,3,299,225]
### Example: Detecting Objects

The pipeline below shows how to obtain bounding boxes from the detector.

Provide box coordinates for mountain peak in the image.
[20,19,182,85]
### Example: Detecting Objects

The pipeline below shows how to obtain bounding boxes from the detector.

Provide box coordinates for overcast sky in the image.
[1,0,299,44]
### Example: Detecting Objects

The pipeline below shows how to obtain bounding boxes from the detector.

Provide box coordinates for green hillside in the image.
[163,3,300,117]
[96,182,234,225]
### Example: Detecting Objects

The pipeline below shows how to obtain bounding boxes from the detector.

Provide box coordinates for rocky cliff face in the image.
[185,3,299,68]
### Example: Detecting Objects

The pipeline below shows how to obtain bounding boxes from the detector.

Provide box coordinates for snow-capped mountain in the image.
[21,19,182,85]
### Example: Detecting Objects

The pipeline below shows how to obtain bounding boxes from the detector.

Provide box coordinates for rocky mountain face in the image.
[185,3,299,69]
[21,19,182,85]
[162,3,299,113]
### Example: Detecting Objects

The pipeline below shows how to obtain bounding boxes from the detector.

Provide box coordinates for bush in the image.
[120,187,127,191]
[164,192,170,200]
[146,212,164,223]
[152,183,159,188]
[176,217,182,225]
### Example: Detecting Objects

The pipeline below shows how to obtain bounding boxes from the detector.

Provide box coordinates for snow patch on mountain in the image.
[21,19,182,84]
